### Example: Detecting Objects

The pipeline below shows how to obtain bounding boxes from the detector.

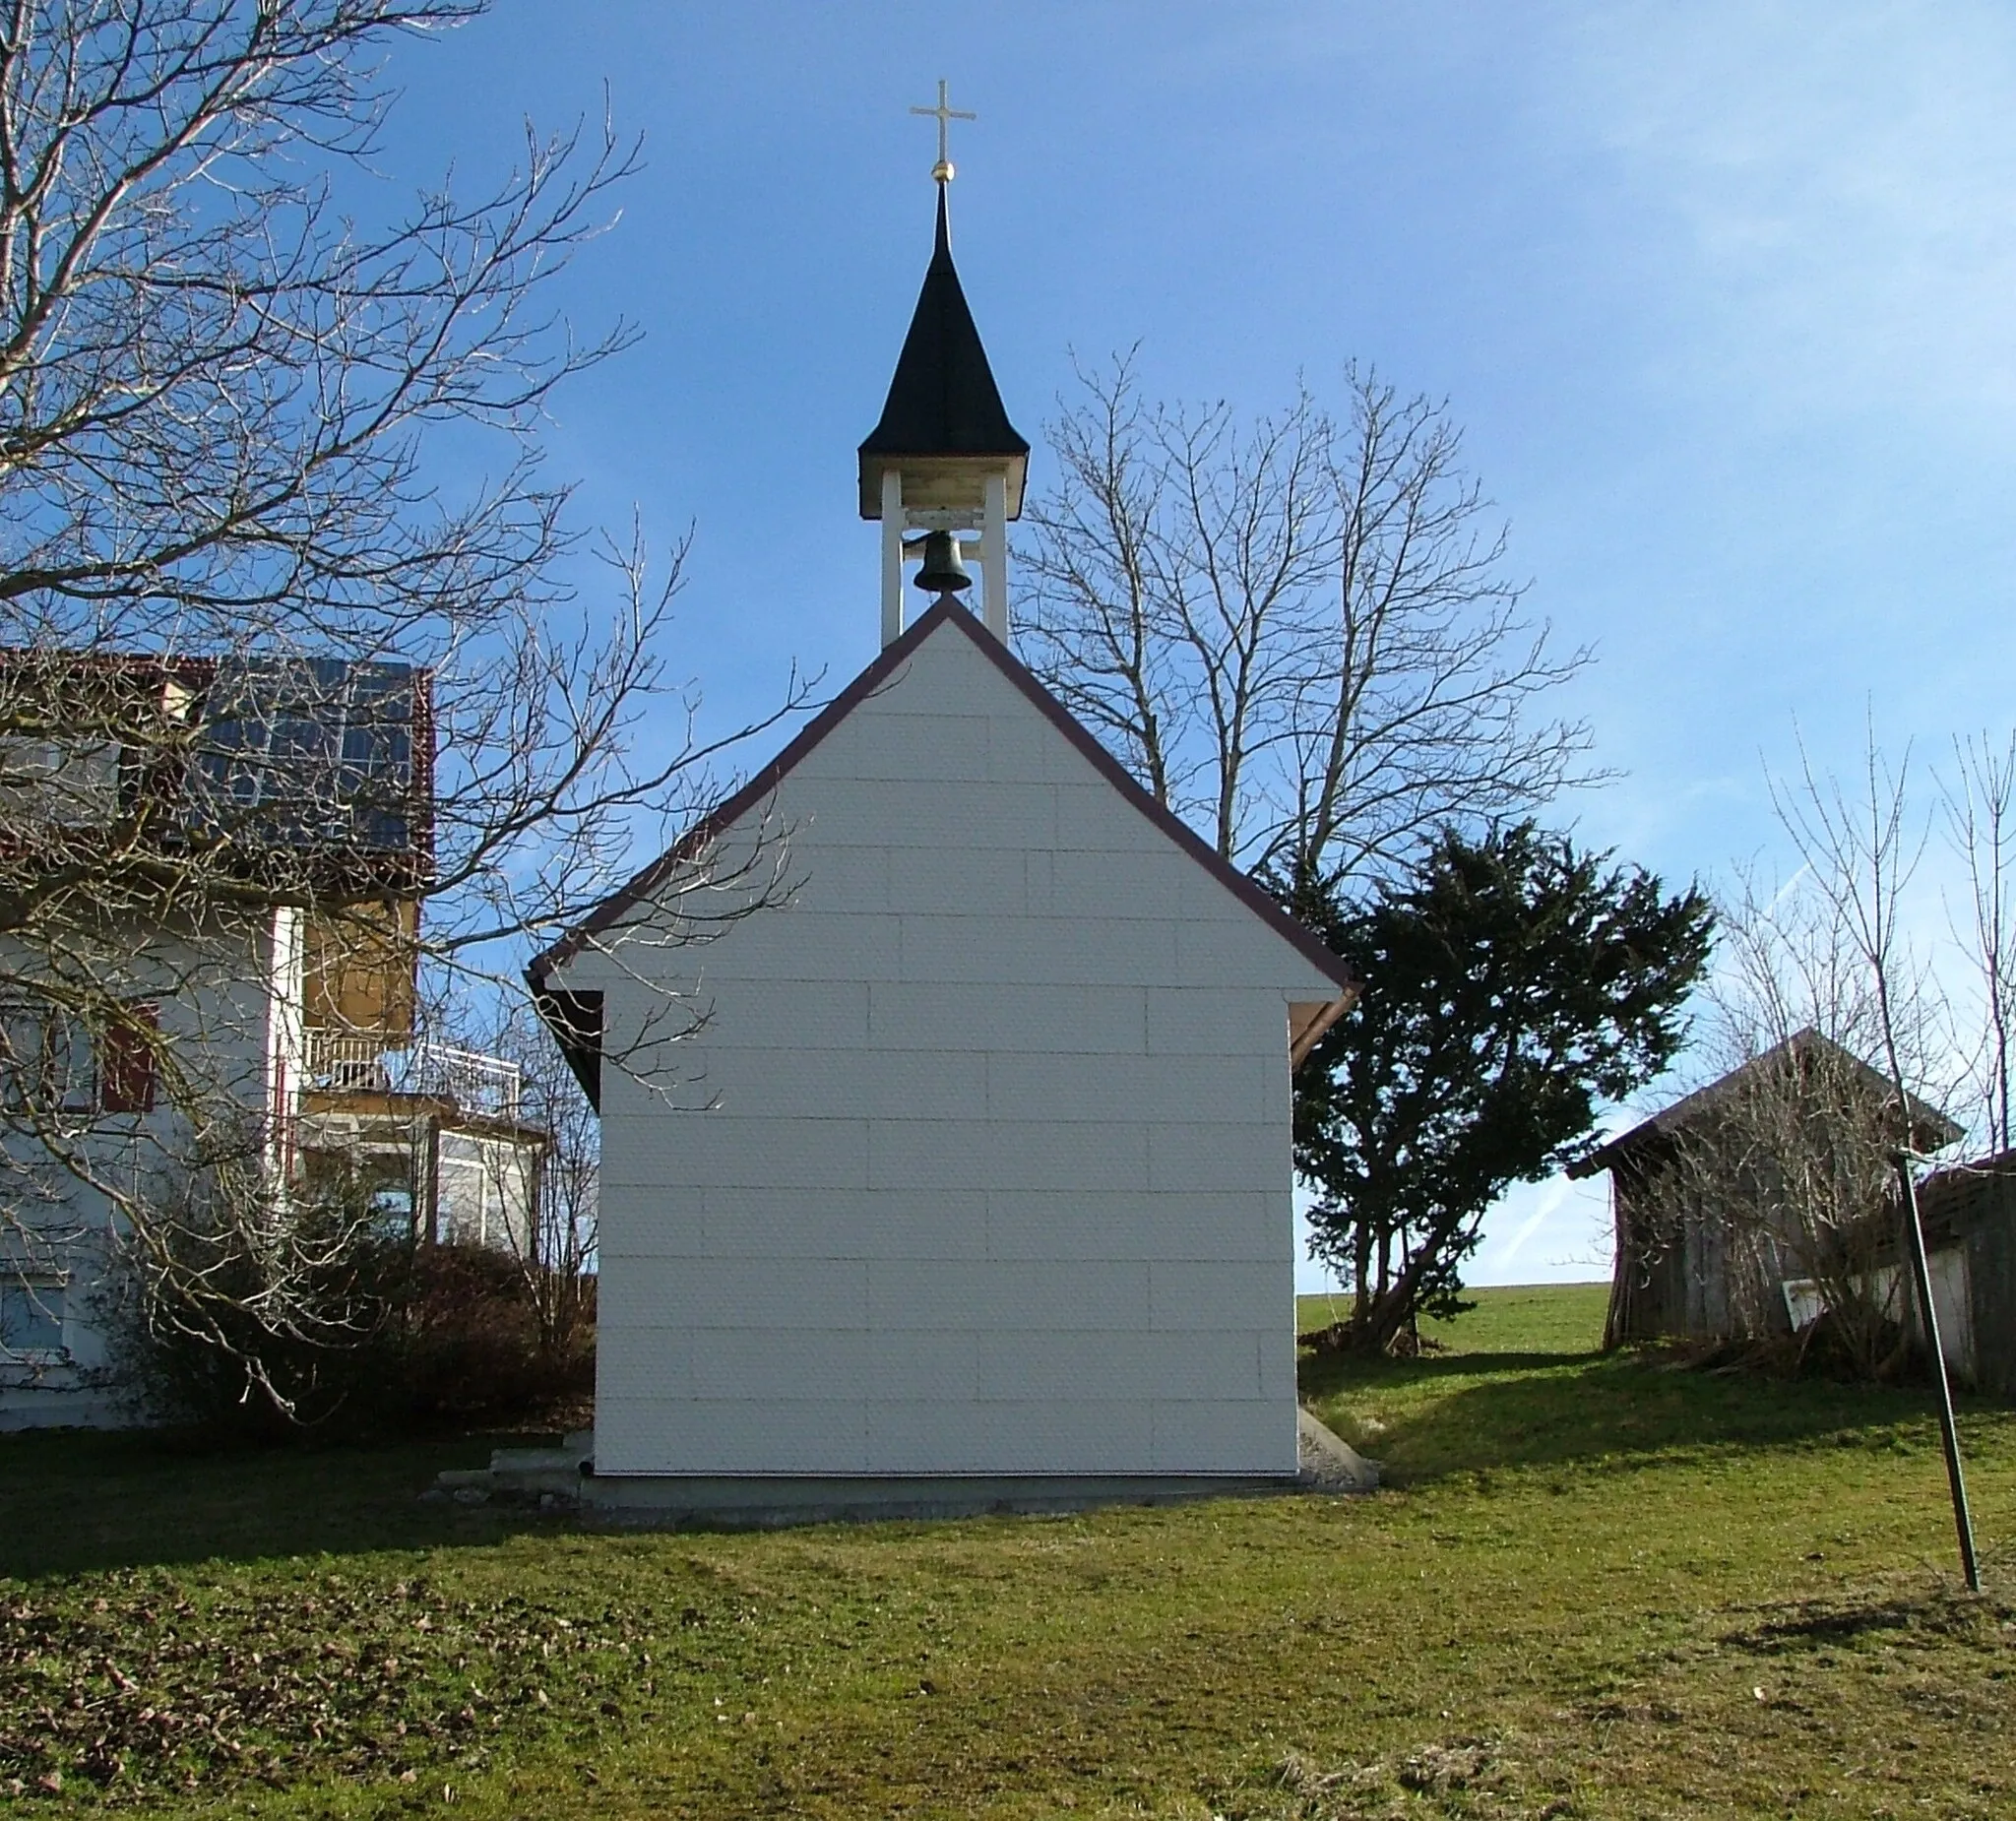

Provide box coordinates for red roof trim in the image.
[530,599,1357,997]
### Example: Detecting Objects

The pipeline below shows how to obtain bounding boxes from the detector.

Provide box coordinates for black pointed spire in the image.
[858,186,1029,517]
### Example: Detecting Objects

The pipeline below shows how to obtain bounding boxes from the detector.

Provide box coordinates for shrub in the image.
[112,1184,595,1438]
[387,1243,596,1425]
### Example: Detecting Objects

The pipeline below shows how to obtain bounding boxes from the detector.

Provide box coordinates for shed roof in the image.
[1568,1027,1963,1179]
[1908,1145,2016,1247]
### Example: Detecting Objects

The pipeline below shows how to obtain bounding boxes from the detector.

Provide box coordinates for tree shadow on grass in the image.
[1346,1348,1608,1378]
[11,1356,2002,1577]
[1299,1345,1987,1485]
[0,1427,571,1580]
[1719,1582,2016,1656]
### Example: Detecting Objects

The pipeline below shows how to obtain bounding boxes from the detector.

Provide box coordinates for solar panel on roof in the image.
[188,657,415,852]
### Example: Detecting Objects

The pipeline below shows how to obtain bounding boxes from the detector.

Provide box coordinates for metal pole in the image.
[1893,1153,1982,1593]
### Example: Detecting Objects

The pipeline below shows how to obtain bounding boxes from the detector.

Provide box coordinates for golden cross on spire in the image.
[911,78,975,183]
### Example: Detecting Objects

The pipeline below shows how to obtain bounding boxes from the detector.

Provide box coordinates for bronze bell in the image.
[913,530,973,596]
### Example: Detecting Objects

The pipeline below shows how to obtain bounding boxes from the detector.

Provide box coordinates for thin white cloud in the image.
[1555,0,2016,435]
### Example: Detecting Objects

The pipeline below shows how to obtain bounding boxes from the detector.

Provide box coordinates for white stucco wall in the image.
[562,615,1345,1478]
[1,910,285,1426]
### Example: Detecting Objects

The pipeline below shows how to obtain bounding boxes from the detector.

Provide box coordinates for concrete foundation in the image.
[426,1412,1378,1527]
[585,1469,1297,1527]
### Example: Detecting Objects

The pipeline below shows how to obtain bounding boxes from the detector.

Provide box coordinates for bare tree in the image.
[1018,354,1598,890]
[1633,866,1952,1375]
[1627,733,1962,1378]
[1941,731,2016,1153]
[1767,728,1945,1109]
[0,2,798,1411]
[468,999,598,1366]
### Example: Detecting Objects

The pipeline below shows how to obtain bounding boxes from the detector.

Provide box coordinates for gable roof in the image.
[857,188,1029,514]
[1567,1027,1964,1179]
[528,597,1355,999]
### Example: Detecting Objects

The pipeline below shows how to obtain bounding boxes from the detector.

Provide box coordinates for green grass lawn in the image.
[3,1286,2013,1818]
[1296,1281,1612,1355]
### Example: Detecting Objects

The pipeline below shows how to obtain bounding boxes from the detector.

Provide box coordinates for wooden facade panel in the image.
[885,845,1028,915]
[863,1397,1156,1475]
[593,1181,705,1260]
[700,1187,989,1261]
[867,980,1148,1054]
[597,1256,869,1332]
[687,1044,985,1122]
[896,911,1183,986]
[584,614,1334,1476]
[983,1052,1273,1125]
[702,910,904,985]
[1152,1399,1296,1475]
[596,1398,870,1476]
[1150,1260,1290,1333]
[598,1113,869,1192]
[302,899,417,1038]
[783,775,1060,851]
[982,1190,1281,1263]
[976,1329,1266,1402]
[1146,987,1296,1059]
[798,710,992,784]
[863,1259,1154,1333]
[1149,1120,1288,1194]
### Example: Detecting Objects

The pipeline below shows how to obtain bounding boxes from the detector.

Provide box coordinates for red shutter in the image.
[99,1003,158,1114]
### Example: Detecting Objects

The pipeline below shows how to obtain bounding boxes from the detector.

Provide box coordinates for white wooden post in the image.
[881,469,906,648]
[982,471,1008,641]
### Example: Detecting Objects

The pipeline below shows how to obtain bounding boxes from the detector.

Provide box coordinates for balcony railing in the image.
[302,1030,523,1118]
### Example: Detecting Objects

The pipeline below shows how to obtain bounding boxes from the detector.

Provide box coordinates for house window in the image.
[0,1002,157,1115]
[369,1185,416,1245]
[0,1278,65,1354]
[0,1007,96,1113]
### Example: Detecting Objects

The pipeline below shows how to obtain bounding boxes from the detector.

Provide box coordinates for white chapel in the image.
[530,125,1357,1515]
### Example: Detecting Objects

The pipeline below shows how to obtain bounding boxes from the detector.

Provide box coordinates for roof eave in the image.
[857,449,1029,520]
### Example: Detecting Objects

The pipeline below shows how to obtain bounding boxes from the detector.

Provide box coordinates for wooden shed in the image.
[1911,1154,2016,1398]
[1571,1031,1962,1350]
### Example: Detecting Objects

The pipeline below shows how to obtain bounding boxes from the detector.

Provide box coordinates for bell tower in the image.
[858,83,1029,648]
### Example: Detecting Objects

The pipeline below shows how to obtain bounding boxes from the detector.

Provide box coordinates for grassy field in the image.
[2,1284,2012,1818]
[1295,1281,1613,1355]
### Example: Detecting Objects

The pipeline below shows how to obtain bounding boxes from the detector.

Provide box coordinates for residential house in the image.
[0,652,545,1426]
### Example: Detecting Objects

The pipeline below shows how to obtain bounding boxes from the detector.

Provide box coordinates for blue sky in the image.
[373,3,2016,1288]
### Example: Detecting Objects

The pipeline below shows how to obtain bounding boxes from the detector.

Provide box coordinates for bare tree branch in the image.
[1019,355,1601,889]
[1940,730,2016,1152]
[0,2,803,1410]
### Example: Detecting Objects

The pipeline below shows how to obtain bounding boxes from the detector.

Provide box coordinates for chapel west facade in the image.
[530,140,1355,1509]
